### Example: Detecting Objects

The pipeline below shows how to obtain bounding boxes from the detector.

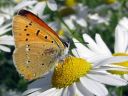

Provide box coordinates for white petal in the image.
[0,17,4,25]
[53,88,63,96]
[118,17,128,30]
[114,17,128,53]
[72,48,110,64]
[0,45,11,52]
[0,35,14,45]
[70,83,88,96]
[72,38,95,57]
[83,34,102,54]
[94,56,128,67]
[87,73,127,86]
[95,34,112,55]
[28,91,41,96]
[14,0,37,11]
[72,38,111,63]
[124,74,128,80]
[33,2,46,17]
[28,72,52,90]
[80,77,108,96]
[61,87,68,96]
[37,88,56,96]
[67,84,76,96]
[93,65,128,72]
[124,31,128,52]
[23,88,41,96]
[47,0,57,11]
[0,23,12,35]
[63,17,75,30]
[75,18,87,27]
[47,88,63,96]
[76,82,94,96]
[114,23,128,53]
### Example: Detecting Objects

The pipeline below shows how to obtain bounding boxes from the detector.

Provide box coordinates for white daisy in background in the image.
[96,0,120,11]
[62,3,111,31]
[2,89,21,96]
[0,23,14,52]
[112,17,128,80]
[0,6,14,24]
[22,35,128,96]
[88,13,110,26]
[62,3,88,30]
[14,0,57,17]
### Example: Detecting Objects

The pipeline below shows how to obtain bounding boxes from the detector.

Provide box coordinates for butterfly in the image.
[12,9,69,81]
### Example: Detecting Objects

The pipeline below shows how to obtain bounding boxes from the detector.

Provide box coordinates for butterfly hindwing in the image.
[13,42,59,80]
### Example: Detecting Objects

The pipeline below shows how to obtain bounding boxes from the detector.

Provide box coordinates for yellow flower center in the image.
[52,56,92,88]
[58,29,64,36]
[65,0,77,7]
[105,0,116,4]
[108,53,128,75]
[38,0,47,2]
[14,0,22,3]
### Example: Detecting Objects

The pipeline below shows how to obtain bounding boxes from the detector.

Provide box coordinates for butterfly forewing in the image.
[12,10,65,80]
[13,16,61,48]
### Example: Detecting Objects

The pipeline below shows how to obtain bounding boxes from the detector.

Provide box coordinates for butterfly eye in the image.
[63,41,69,47]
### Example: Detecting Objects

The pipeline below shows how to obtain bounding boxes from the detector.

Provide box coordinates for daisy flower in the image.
[0,6,14,24]
[14,0,57,17]
[72,17,128,79]
[23,37,128,96]
[88,13,110,26]
[111,17,128,79]
[0,23,14,52]
[62,3,110,30]
[62,4,88,30]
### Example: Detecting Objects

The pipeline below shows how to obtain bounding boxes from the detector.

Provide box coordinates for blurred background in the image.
[0,0,128,96]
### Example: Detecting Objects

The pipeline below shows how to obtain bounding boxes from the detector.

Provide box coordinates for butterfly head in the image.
[59,38,70,60]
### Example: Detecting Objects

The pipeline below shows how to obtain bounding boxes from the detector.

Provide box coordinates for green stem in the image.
[119,87,123,96]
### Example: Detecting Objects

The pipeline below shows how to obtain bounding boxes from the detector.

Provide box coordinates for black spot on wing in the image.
[51,41,54,43]
[24,29,27,31]
[26,33,30,36]
[25,38,28,41]
[29,22,32,26]
[36,30,40,36]
[26,25,28,28]
[44,36,47,39]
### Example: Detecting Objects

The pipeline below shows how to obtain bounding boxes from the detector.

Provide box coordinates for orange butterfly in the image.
[12,10,69,80]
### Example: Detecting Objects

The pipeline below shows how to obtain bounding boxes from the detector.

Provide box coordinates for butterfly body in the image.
[12,10,68,80]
